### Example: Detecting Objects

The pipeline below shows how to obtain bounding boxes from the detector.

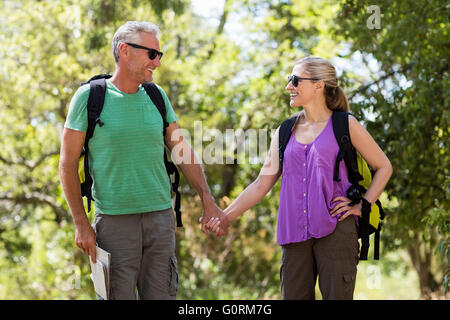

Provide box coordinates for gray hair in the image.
[112,21,160,63]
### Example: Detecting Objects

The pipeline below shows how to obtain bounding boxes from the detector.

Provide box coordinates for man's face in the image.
[125,32,161,83]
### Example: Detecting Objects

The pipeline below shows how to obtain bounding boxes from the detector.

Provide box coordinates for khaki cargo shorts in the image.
[92,208,178,300]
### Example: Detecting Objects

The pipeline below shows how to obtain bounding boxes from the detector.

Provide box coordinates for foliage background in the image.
[0,0,448,299]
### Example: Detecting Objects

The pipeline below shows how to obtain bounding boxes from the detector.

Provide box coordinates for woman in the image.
[207,56,393,300]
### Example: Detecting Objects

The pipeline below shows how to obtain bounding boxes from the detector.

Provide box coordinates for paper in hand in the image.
[89,245,111,300]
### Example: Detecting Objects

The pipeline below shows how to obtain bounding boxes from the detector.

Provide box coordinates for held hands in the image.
[198,195,365,236]
[330,196,363,221]
[199,197,230,237]
[204,215,228,237]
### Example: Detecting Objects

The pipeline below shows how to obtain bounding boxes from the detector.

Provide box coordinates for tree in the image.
[335,0,449,298]
[2,0,444,300]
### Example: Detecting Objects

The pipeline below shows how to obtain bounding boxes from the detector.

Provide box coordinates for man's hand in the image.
[200,197,229,237]
[75,220,97,263]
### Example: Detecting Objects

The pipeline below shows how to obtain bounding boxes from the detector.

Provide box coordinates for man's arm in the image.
[164,122,229,236]
[59,128,97,262]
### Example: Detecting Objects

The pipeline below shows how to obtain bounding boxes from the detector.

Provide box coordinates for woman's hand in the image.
[205,215,229,237]
[330,196,362,221]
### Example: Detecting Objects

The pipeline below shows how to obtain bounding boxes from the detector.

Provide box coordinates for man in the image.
[59,21,228,300]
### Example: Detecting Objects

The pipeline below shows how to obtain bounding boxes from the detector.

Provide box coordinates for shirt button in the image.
[304,145,307,149]
[303,193,307,197]
[303,178,306,182]
[304,210,307,213]
[303,163,306,166]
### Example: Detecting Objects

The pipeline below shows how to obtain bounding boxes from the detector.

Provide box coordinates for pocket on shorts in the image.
[169,256,178,296]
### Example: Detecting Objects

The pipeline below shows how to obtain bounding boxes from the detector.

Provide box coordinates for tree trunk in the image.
[207,0,232,59]
[219,162,238,198]
[407,238,441,299]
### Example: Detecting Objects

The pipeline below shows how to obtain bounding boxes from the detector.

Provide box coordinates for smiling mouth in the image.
[290,93,299,99]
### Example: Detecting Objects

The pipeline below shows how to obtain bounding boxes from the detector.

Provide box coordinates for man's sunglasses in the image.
[288,75,319,87]
[126,42,163,60]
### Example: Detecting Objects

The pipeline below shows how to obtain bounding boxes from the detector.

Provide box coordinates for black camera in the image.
[346,185,362,206]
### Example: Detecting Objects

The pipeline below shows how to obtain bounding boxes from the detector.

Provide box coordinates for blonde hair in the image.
[295,56,349,112]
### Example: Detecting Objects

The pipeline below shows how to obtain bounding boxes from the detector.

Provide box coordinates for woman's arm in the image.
[330,115,393,220]
[348,115,393,204]
[207,128,282,233]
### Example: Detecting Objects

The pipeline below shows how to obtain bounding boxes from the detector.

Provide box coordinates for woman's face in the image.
[285,64,318,108]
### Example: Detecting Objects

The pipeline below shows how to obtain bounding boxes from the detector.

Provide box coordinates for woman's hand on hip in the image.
[330,196,362,221]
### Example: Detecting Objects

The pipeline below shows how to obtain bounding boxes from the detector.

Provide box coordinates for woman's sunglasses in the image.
[288,75,319,87]
[126,42,163,60]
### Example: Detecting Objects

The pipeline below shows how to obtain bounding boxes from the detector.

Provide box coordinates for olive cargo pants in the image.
[280,217,359,300]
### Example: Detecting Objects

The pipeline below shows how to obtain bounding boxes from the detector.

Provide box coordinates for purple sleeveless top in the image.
[277,116,352,246]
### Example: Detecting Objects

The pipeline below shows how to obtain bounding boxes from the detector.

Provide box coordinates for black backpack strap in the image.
[374,199,384,260]
[359,235,369,260]
[142,82,182,227]
[278,117,297,172]
[82,74,112,86]
[82,77,108,212]
[142,82,169,135]
[358,198,372,260]
[165,155,182,227]
[374,228,380,260]
[86,78,108,139]
[331,111,363,185]
[376,199,385,220]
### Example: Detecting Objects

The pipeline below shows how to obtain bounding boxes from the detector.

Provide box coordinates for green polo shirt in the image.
[65,79,178,214]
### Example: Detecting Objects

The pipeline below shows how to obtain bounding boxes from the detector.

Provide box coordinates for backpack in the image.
[278,111,385,260]
[78,74,183,227]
